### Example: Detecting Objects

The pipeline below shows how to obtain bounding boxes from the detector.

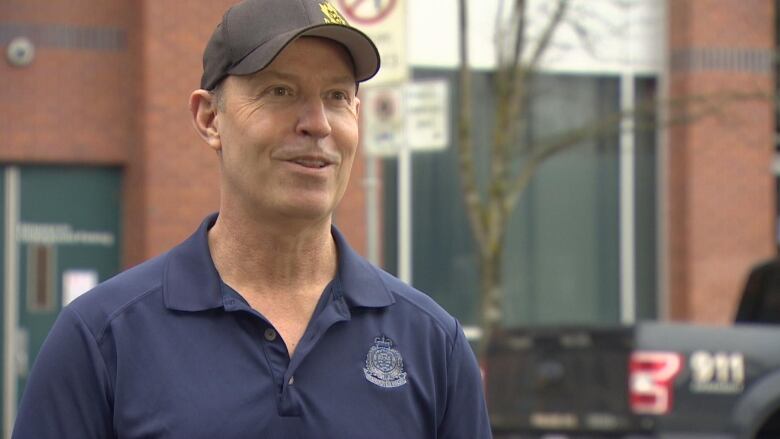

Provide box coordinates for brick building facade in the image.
[0,0,777,434]
[0,0,776,322]
[666,0,776,323]
[0,0,774,311]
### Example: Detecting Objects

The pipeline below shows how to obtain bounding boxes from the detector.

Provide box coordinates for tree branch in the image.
[458,0,488,253]
[503,88,772,215]
[526,0,570,70]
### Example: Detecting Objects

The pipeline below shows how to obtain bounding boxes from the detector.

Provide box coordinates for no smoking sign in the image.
[338,0,397,25]
[334,0,407,84]
[362,86,404,156]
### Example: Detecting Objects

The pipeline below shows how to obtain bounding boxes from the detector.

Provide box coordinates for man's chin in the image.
[274,199,336,223]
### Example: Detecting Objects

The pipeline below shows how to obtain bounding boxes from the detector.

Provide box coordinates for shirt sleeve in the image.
[13,306,115,439]
[438,320,493,439]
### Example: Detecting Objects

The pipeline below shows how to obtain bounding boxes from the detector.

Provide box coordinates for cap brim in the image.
[228,24,380,83]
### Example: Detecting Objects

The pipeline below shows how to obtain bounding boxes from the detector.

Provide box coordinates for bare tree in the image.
[458,0,577,358]
[456,0,769,358]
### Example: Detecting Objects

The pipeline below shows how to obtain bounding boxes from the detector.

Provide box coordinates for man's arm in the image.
[438,321,492,439]
[13,306,114,439]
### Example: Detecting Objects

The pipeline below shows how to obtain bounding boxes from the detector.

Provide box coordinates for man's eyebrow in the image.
[259,70,356,87]
[259,70,299,82]
[327,75,359,86]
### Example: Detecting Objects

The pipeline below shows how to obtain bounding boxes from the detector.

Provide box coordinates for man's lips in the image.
[274,148,340,170]
[278,151,339,169]
[290,157,329,168]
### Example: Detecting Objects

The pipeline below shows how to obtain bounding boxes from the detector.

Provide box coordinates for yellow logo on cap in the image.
[320,2,348,26]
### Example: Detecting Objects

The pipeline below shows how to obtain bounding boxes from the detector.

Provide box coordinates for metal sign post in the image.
[361,79,450,285]
[335,0,410,280]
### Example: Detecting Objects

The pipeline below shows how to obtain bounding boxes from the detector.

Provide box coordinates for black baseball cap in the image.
[200,0,381,90]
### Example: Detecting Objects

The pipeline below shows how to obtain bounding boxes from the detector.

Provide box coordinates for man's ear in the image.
[354,96,361,121]
[189,90,221,151]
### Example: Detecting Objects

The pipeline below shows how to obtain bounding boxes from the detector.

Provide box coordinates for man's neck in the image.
[207,210,338,300]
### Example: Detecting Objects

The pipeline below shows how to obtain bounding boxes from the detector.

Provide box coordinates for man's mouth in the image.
[292,158,328,168]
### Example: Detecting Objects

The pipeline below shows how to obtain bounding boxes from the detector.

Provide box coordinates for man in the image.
[13,0,492,437]
[736,256,780,323]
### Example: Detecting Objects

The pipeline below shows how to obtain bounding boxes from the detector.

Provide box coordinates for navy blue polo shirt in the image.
[13,214,491,438]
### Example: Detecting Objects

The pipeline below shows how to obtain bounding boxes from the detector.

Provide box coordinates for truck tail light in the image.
[629,351,683,415]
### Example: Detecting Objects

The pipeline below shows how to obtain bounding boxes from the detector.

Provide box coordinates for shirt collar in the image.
[163,213,394,312]
[163,213,224,311]
[331,226,395,308]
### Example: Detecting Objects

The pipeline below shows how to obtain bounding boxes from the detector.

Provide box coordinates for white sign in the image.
[62,269,98,306]
[689,351,745,394]
[362,85,405,156]
[336,0,408,85]
[404,79,449,151]
[17,223,115,246]
[362,79,450,156]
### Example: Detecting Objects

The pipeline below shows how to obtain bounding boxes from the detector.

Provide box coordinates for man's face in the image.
[213,37,360,223]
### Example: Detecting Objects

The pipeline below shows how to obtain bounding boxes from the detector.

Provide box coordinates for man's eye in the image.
[330,91,350,101]
[270,87,291,97]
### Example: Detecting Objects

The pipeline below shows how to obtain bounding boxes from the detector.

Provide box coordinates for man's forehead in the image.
[254,69,357,86]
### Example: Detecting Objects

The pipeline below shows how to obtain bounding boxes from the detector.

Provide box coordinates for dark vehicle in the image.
[485,323,780,438]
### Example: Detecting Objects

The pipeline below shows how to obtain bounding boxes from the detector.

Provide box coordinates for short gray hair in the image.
[210,80,225,111]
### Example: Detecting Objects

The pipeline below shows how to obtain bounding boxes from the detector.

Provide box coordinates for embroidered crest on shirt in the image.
[363,335,407,388]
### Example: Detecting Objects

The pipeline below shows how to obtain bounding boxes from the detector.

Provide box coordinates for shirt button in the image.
[264,328,277,341]
[288,376,295,385]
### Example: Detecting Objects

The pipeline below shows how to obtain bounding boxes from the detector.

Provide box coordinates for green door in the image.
[2,165,121,434]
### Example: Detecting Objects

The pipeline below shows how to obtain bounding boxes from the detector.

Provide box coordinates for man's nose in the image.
[296,98,332,138]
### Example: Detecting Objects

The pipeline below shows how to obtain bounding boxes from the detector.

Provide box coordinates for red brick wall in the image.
[129,0,230,264]
[667,0,776,323]
[0,0,134,164]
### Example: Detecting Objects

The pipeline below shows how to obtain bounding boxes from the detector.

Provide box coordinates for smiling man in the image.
[12,0,491,438]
